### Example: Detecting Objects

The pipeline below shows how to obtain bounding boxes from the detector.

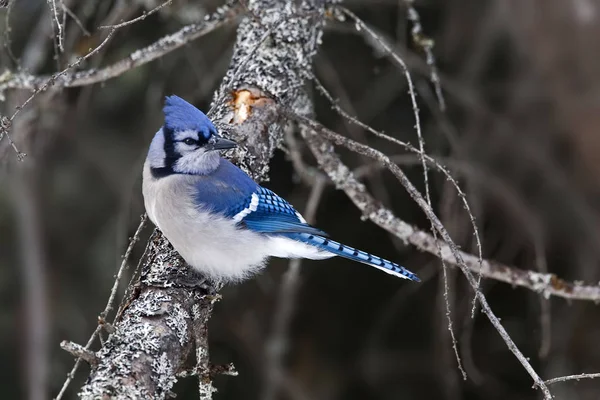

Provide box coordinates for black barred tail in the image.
[286,233,420,282]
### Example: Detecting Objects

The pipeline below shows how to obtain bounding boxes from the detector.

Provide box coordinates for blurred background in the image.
[2,0,600,399]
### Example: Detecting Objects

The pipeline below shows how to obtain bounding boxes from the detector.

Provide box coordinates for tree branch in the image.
[76,0,333,398]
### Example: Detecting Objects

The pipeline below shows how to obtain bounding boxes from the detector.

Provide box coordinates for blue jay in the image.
[142,95,420,283]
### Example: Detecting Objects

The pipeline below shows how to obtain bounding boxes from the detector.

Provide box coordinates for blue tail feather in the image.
[285,233,420,282]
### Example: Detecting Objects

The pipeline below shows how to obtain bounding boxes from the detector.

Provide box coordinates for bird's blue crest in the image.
[163,95,216,139]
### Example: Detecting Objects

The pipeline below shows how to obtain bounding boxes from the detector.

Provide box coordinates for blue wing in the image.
[192,159,259,215]
[237,187,327,236]
[192,159,326,236]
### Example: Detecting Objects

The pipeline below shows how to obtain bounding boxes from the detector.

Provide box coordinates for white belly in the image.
[143,164,272,282]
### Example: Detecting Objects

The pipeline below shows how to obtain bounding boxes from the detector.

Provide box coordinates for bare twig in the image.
[60,341,99,366]
[545,372,600,386]
[393,10,459,375]
[55,325,102,400]
[101,214,148,319]
[47,0,64,52]
[62,3,91,36]
[314,72,468,377]
[312,72,484,304]
[405,0,446,110]
[336,6,485,320]
[99,0,173,30]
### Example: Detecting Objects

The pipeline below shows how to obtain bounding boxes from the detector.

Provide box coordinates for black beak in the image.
[206,136,237,151]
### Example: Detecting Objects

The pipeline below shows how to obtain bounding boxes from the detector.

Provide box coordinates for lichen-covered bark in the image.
[209,0,331,178]
[79,234,199,399]
[80,0,334,398]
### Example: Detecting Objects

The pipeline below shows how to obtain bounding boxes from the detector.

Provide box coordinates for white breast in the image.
[142,162,273,283]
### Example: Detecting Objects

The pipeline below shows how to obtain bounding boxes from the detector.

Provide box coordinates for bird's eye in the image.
[183,138,197,146]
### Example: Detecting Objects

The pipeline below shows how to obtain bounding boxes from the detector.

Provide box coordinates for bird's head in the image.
[147,95,237,177]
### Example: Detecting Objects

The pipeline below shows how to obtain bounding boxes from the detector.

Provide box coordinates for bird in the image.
[142,95,420,284]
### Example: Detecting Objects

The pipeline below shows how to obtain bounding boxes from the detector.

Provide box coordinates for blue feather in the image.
[192,160,325,235]
[193,159,258,214]
[285,233,420,281]
[164,95,215,137]
[241,187,327,235]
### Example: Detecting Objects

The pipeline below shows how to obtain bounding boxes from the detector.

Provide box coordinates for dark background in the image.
[2,0,600,399]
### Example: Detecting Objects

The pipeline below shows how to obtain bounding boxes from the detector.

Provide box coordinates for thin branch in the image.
[405,0,446,110]
[545,373,600,386]
[290,111,553,398]
[60,341,98,366]
[101,213,147,319]
[54,325,102,400]
[2,0,19,67]
[0,116,25,160]
[47,0,64,52]
[388,7,461,376]
[99,0,173,30]
[46,0,61,69]
[62,3,91,36]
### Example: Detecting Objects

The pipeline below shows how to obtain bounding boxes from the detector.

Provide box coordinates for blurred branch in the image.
[404,0,446,110]
[99,0,173,30]
[46,0,64,52]
[7,10,69,396]
[61,3,90,36]
[12,131,50,400]
[262,175,327,400]
[1,26,117,158]
[73,0,332,398]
